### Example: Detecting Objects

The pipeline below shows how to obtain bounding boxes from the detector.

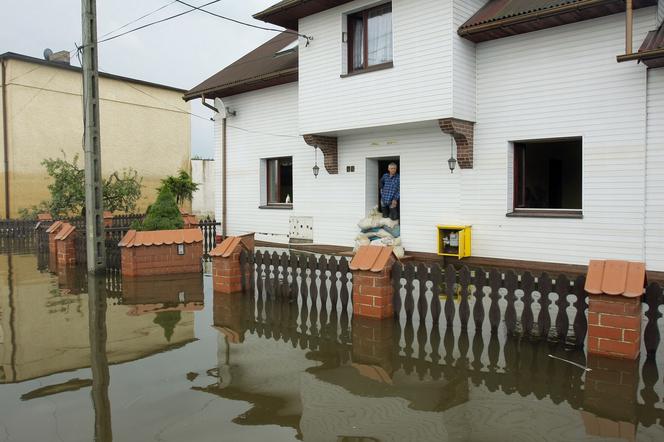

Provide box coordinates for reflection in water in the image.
[202,290,664,441]
[0,255,202,383]
[1,246,664,441]
[89,273,112,442]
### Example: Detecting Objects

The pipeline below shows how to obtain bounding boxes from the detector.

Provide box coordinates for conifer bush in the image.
[133,187,183,231]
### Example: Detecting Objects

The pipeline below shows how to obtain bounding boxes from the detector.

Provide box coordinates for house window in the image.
[266,157,293,205]
[347,3,393,73]
[512,138,582,216]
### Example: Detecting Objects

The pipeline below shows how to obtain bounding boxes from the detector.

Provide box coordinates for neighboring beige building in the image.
[0,51,191,218]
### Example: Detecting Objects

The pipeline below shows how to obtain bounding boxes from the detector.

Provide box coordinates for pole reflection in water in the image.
[88,273,112,442]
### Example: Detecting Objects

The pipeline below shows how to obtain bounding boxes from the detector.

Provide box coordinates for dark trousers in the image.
[381,201,399,220]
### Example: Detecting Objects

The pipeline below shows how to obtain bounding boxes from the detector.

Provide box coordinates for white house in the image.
[185,0,664,271]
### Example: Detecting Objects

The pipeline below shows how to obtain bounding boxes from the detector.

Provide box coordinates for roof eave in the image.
[458,0,658,43]
[183,68,298,101]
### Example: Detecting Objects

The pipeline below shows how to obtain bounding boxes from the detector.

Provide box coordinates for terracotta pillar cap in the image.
[349,245,396,272]
[585,260,646,298]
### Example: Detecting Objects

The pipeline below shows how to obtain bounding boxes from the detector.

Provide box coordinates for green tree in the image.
[19,152,143,218]
[153,311,181,342]
[134,187,183,231]
[159,169,199,206]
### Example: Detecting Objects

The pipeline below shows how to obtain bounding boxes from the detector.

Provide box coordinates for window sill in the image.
[259,204,293,210]
[506,210,583,219]
[341,61,393,78]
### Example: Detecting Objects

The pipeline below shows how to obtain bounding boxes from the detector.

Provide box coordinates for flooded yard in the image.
[1,248,664,441]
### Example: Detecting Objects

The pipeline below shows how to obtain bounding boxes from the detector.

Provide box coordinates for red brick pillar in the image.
[103,211,113,229]
[55,224,77,267]
[351,317,395,381]
[210,236,252,294]
[585,260,646,360]
[581,355,638,440]
[46,221,65,265]
[349,246,396,319]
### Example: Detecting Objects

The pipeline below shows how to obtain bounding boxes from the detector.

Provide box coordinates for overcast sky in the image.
[0,0,280,158]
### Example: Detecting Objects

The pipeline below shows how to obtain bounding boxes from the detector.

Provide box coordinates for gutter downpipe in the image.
[212,96,228,238]
[1,59,10,218]
[626,0,634,55]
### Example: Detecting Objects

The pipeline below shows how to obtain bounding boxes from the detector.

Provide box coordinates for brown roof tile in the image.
[118,229,203,248]
[54,223,76,240]
[37,213,53,221]
[349,245,395,272]
[46,221,64,233]
[209,236,244,258]
[184,31,298,101]
[584,260,646,298]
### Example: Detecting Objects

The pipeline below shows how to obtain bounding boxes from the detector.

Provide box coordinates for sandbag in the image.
[374,229,393,239]
[393,246,405,259]
[380,217,399,229]
[382,225,401,238]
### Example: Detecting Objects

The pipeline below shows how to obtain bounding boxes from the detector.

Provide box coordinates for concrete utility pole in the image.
[81,0,105,272]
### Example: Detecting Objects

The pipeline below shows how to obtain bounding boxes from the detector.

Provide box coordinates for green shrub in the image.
[159,169,199,206]
[135,187,183,231]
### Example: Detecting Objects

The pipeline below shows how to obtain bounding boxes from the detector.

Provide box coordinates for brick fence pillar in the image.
[581,355,639,440]
[46,221,65,265]
[351,316,395,381]
[213,292,246,343]
[55,223,77,267]
[210,236,253,294]
[349,246,397,319]
[585,260,646,360]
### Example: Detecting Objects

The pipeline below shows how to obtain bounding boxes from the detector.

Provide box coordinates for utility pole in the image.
[81,0,105,273]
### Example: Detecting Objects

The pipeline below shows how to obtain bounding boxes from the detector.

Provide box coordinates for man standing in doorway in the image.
[380,162,400,220]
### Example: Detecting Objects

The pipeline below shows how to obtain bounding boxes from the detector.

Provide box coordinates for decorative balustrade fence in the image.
[239,249,354,312]
[237,249,664,355]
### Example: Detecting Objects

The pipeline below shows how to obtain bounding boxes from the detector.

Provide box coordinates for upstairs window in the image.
[267,157,293,205]
[348,3,393,73]
[513,138,582,215]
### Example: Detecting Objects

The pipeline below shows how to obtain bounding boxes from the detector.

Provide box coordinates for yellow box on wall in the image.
[437,225,471,258]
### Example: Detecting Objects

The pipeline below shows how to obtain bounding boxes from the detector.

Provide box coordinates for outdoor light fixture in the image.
[177,244,185,255]
[448,139,457,173]
[313,145,320,178]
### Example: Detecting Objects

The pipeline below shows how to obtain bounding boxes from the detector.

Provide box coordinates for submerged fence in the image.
[239,249,664,355]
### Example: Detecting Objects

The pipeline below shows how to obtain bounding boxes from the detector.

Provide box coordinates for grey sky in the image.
[0,0,281,158]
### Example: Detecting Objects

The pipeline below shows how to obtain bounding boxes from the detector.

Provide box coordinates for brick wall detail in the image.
[352,317,395,377]
[303,134,338,174]
[212,247,246,294]
[121,242,203,277]
[588,295,642,360]
[56,234,77,267]
[438,118,475,169]
[352,266,394,319]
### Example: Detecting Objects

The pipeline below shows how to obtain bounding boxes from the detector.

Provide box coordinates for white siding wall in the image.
[465,8,656,267]
[452,0,485,122]
[658,0,664,26]
[223,83,459,251]
[645,69,664,270]
[298,0,455,134]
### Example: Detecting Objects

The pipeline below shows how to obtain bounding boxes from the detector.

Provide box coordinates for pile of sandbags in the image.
[354,207,405,258]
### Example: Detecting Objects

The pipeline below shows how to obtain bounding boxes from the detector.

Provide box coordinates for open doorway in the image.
[365,156,400,215]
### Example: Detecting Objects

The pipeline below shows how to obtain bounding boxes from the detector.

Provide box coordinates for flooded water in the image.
[1,250,664,441]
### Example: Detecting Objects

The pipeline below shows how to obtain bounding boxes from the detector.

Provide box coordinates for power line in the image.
[99,1,178,40]
[124,81,301,139]
[174,0,312,44]
[97,0,222,44]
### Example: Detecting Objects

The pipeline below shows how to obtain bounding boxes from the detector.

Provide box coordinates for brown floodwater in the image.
[1,250,664,441]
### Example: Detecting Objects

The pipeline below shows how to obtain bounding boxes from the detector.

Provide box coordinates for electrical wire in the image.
[174,0,312,44]
[124,81,302,139]
[97,0,222,44]
[98,1,178,40]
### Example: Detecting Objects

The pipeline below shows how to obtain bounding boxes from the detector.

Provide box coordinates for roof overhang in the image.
[458,0,658,43]
[253,0,354,30]
[183,68,297,102]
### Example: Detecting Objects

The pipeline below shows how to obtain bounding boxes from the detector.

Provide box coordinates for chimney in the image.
[45,50,70,65]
